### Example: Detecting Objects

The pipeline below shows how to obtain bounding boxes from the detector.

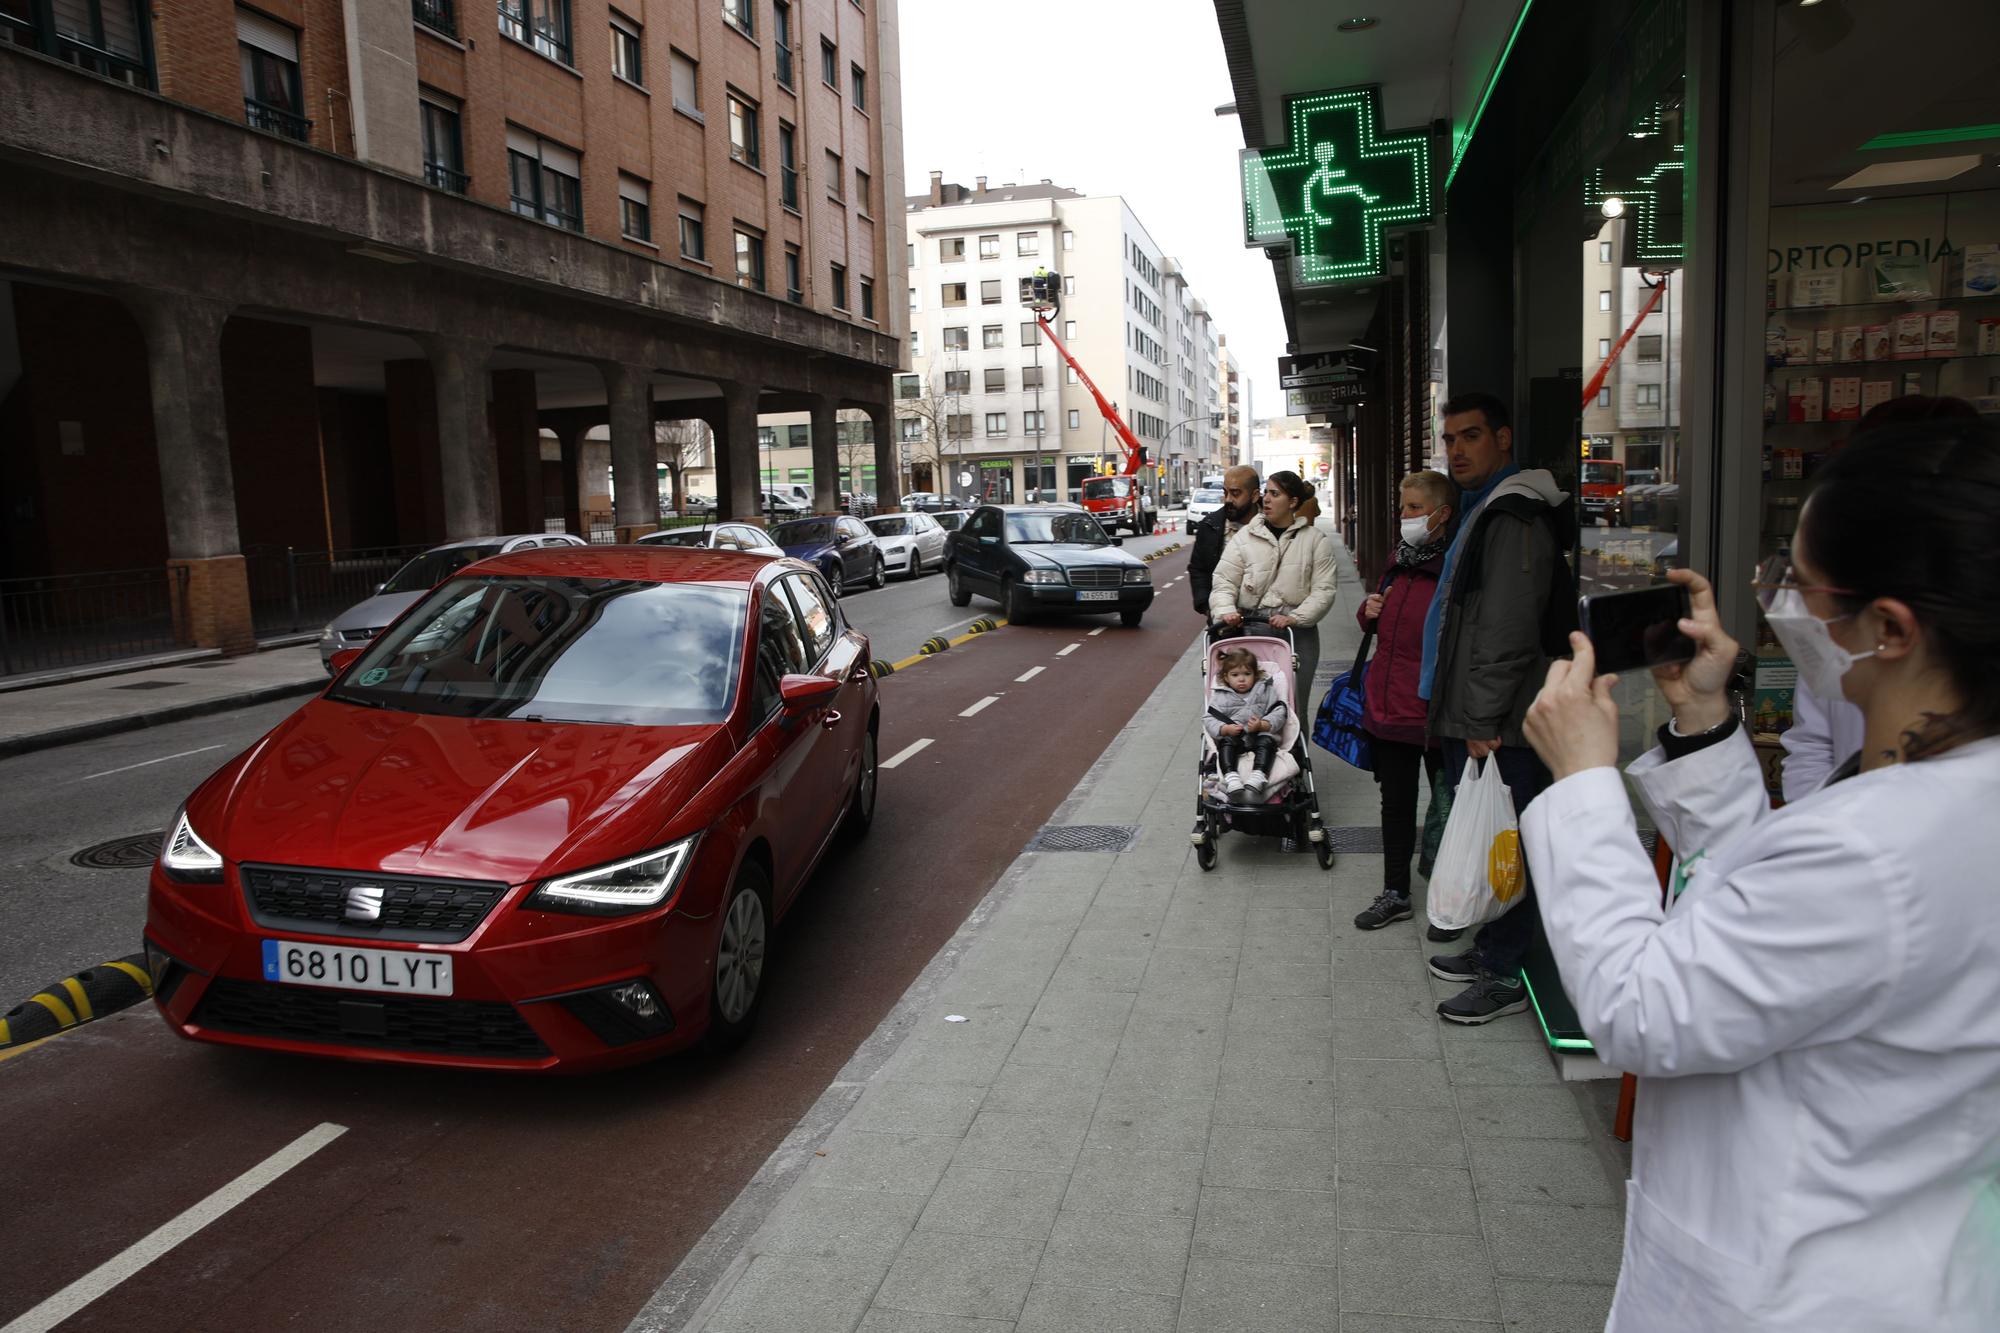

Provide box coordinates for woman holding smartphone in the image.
[1519,418,2000,1331]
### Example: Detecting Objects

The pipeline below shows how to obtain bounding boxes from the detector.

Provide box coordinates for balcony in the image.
[424,161,469,194]
[412,0,456,36]
[244,97,312,141]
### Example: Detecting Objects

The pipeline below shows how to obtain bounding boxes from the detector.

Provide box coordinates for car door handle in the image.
[821,710,843,728]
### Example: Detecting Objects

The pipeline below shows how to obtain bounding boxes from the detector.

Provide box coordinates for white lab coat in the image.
[1521,728,2000,1332]
[1779,677,1867,801]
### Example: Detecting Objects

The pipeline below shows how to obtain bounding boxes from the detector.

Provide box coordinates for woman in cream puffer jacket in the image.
[1210,471,1340,721]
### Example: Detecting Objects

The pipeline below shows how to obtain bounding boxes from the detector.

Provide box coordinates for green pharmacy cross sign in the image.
[1241,85,1434,287]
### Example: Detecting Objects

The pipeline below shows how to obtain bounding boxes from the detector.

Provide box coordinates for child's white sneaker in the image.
[1222,771,1245,794]
[1247,769,1270,790]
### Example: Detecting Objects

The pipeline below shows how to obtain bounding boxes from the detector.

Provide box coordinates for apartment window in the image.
[1597,387,1611,409]
[727,92,760,167]
[982,325,1003,349]
[418,95,466,193]
[908,243,917,267]
[772,0,793,85]
[948,414,972,440]
[757,426,776,448]
[1064,366,1077,385]
[618,176,651,242]
[734,225,766,290]
[860,278,874,320]
[908,330,921,355]
[985,412,1007,437]
[1636,334,1663,363]
[609,10,642,84]
[1064,320,1076,340]
[978,234,999,260]
[942,326,969,351]
[896,375,920,400]
[722,0,753,38]
[1023,411,1045,435]
[1599,240,1613,264]
[940,237,964,262]
[941,283,966,307]
[819,37,837,86]
[944,370,971,394]
[908,287,919,312]
[506,129,581,231]
[1599,290,1612,310]
[899,417,922,440]
[854,168,870,213]
[830,263,848,309]
[778,122,799,209]
[677,198,705,259]
[1020,365,1043,388]
[850,62,866,108]
[984,367,1005,392]
[238,10,309,140]
[979,279,1002,305]
[1017,232,1039,256]
[1597,338,1611,360]
[785,245,803,304]
[670,49,699,115]
[825,149,843,201]
[1061,230,1074,251]
[1637,383,1662,407]
[497,0,570,63]
[1063,276,1075,296]
[1020,321,1040,345]
[1067,409,1081,430]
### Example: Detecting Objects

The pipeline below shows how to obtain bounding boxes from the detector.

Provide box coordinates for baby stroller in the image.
[1190,624,1334,871]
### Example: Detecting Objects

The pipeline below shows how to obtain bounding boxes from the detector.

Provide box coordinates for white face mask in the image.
[1400,514,1436,546]
[1762,587,1877,704]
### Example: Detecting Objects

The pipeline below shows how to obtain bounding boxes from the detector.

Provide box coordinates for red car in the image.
[143,546,879,1072]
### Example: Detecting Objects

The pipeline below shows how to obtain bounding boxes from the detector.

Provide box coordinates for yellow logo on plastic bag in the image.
[1488,830,1524,903]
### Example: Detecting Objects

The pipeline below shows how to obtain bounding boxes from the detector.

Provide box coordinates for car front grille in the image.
[241,865,508,943]
[193,978,548,1060]
[1069,567,1121,590]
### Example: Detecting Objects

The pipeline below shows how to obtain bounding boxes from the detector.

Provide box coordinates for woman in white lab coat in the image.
[1517,419,2000,1332]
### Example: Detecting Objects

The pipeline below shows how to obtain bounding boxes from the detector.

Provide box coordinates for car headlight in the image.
[320,622,337,640]
[528,836,699,916]
[1021,569,1066,585]
[1122,567,1152,585]
[161,809,224,884]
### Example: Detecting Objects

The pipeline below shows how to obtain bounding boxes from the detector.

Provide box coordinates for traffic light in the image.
[1298,456,1307,474]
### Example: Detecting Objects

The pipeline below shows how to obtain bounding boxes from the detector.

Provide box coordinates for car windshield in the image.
[1082,477,1130,499]
[1582,462,1623,484]
[1006,512,1109,545]
[770,519,834,546]
[868,517,912,536]
[643,530,709,547]
[1191,488,1223,504]
[327,576,747,725]
[380,544,505,594]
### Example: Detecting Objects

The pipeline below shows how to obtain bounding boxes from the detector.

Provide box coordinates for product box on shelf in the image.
[1813,328,1836,364]
[1902,371,1925,395]
[1971,395,2000,416]
[1792,271,1844,307]
[1785,334,1811,366]
[1945,243,1998,298]
[1753,654,1798,737]
[1874,255,1935,301]
[1765,323,1789,368]
[1838,325,1865,363]
[1828,377,1861,421]
[1763,381,1778,425]
[1927,310,1959,357]
[1801,377,1824,423]
[1865,324,1892,361]
[1786,380,1805,424]
[1776,447,1805,479]
[1978,317,2000,356]
[1861,380,1894,415]
[1892,312,1929,359]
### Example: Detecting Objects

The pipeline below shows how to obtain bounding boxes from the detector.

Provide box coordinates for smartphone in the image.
[1578,585,1696,674]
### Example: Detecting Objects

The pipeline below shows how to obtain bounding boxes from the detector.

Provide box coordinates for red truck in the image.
[1579,459,1626,527]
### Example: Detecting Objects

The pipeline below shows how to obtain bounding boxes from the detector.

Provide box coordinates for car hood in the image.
[198,699,724,885]
[1016,544,1142,572]
[328,590,425,635]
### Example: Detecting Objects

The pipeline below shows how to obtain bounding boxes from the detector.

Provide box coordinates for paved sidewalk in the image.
[648,546,1629,1333]
[0,645,325,757]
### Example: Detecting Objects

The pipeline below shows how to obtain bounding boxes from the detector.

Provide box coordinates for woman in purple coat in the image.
[1353,470,1452,931]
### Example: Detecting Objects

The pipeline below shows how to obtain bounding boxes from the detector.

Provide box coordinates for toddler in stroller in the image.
[1191,628,1334,870]
[1205,647,1288,801]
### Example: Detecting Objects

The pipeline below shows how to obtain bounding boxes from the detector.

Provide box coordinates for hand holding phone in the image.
[1578,585,1697,676]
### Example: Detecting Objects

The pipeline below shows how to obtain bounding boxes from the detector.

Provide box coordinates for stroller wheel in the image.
[1195,840,1218,871]
[1315,838,1334,870]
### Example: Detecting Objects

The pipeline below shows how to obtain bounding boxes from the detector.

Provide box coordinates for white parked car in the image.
[636,523,784,555]
[864,511,948,578]
[1184,486,1226,534]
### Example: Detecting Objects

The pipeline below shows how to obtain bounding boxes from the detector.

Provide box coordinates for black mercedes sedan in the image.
[943,505,1154,626]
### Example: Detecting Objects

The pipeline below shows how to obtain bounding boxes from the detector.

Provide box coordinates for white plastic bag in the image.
[1425,758,1527,932]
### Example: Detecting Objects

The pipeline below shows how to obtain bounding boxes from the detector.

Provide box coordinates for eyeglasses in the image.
[1751,554,1856,612]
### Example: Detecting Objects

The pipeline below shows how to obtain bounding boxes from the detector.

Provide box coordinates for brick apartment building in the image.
[0,0,905,673]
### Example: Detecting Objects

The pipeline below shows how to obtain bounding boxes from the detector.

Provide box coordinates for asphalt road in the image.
[0,537,1201,1333]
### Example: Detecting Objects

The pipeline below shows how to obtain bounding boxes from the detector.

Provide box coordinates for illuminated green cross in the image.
[1241,85,1434,286]
[1585,150,1685,266]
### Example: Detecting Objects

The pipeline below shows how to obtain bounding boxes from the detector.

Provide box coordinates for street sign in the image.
[1286,381,1367,413]
[1241,84,1435,288]
[1278,350,1366,392]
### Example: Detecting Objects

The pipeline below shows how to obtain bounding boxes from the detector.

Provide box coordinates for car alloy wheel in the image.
[946,563,970,607]
[846,726,877,835]
[870,557,886,590]
[714,877,767,1025]
[823,561,844,597]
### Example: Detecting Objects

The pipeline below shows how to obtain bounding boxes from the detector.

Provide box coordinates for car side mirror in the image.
[1111,536,1124,546]
[779,673,841,712]
[329,647,364,676]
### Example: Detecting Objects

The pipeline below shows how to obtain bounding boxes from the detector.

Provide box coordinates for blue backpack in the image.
[1312,571,1392,771]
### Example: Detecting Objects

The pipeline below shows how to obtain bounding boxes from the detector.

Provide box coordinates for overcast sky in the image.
[896,0,1286,429]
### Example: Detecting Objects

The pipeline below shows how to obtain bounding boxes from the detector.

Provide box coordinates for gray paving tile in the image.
[892,1036,1018,1087]
[1497,1278,1617,1333]
[1046,953,1149,994]
[1202,1126,1336,1192]
[1028,988,1137,1033]
[1220,1023,1334,1080]
[1190,1185,1340,1267]
[1036,1211,1195,1297]
[852,1081,991,1138]
[981,1061,1107,1122]
[1009,1022,1124,1073]
[1466,1138,1623,1208]
[1480,1201,1625,1283]
[916,1165,1070,1241]
[1329,1016,1445,1059]
[1104,1047,1224,1098]
[1062,1147,1205,1217]
[1244,906,1333,941]
[1177,1254,1341,1332]
[752,1186,926,1264]
[1247,880,1333,910]
[857,1311,1017,1333]
[1338,1228,1501,1321]
[1338,1314,1501,1333]
[1142,946,1242,984]
[954,1110,1092,1174]
[1131,976,1237,1017]
[1233,958,1334,997]
[1442,1037,1561,1087]
[1225,995,1338,1035]
[1330,981,1441,1023]
[1327,914,1423,949]
[1332,1058,1456,1109]
[1119,1012,1227,1065]
[1334,1106,1468,1165]
[814,1131,962,1196]
[1336,1163,1481,1235]
[1332,948,1432,984]
[1066,925,1161,960]
[1455,1086,1589,1140]
[874,1231,1045,1321]
[1240,931,1338,965]
[1210,1074,1337,1131]
[1015,1284,1178,1333]
[705,1254,887,1333]
[1086,1088,1216,1154]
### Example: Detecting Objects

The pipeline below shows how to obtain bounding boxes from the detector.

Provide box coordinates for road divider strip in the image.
[883,620,1012,674]
[1015,666,1044,682]
[0,954,154,1056]
[1056,644,1080,658]
[879,738,934,769]
[958,696,999,718]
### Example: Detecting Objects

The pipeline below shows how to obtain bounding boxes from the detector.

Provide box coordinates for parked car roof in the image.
[460,544,797,589]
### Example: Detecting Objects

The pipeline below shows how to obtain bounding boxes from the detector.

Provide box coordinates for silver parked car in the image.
[635,523,784,555]
[864,511,948,578]
[317,533,586,672]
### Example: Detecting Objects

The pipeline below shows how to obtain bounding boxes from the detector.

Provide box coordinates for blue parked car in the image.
[769,515,885,594]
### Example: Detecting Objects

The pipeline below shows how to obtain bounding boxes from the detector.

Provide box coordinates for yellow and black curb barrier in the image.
[0,955,154,1057]
[918,635,952,655]
[868,659,896,678]
[967,618,999,634]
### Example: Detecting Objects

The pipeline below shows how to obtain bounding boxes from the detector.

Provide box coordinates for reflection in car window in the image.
[967,510,999,539]
[329,576,747,725]
[1191,488,1222,504]
[752,584,809,717]
[868,517,911,536]
[1006,512,1109,545]
[646,529,707,547]
[770,519,834,547]
[782,574,836,664]
[380,545,505,594]
[934,512,966,532]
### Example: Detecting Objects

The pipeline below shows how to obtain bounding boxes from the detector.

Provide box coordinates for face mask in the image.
[1399,515,1435,546]
[1761,587,1877,704]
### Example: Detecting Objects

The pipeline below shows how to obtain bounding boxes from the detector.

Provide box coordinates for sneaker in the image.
[1353,893,1412,930]
[1427,948,1484,984]
[1437,967,1528,1025]
[1222,771,1245,795]
[1246,769,1270,789]
[1426,923,1464,943]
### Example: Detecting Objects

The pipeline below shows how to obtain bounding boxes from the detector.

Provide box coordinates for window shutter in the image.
[236,7,299,59]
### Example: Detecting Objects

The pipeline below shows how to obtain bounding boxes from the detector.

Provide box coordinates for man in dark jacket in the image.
[1419,392,1577,1025]
[1189,465,1260,616]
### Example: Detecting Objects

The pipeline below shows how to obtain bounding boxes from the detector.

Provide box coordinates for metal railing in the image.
[424,161,469,193]
[412,0,456,35]
[244,98,312,141]
[244,543,432,639]
[0,566,189,679]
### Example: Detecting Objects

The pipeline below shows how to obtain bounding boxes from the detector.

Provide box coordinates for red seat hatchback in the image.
[144,546,878,1072]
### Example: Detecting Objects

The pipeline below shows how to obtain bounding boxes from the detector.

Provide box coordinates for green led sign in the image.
[1242,85,1434,287]
[1586,145,1685,266]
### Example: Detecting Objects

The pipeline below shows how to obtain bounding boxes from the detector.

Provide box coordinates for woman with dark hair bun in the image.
[1514,418,2000,1330]
[1209,469,1340,723]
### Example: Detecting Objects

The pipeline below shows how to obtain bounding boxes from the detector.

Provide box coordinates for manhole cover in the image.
[70,832,165,869]
[1029,824,1140,853]
[1323,827,1384,853]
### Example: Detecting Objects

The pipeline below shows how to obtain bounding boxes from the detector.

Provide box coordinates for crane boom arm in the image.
[1035,314,1145,476]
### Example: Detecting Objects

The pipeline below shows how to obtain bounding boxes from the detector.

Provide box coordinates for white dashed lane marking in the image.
[959,696,1000,718]
[1056,644,1080,657]
[1015,667,1045,682]
[1087,628,1106,636]
[880,738,934,769]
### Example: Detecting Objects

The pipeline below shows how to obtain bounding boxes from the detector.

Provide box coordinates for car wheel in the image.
[870,556,886,590]
[845,725,878,837]
[1004,577,1033,623]
[700,862,772,1053]
[1120,608,1144,628]
[823,561,844,597]
[946,563,971,607]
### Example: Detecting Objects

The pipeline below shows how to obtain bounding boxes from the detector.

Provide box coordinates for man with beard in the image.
[1189,465,1261,617]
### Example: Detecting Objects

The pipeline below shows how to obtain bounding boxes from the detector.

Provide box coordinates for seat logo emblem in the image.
[344,885,385,922]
